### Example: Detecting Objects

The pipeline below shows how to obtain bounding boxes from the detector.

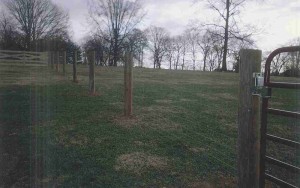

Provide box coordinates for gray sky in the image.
[52,0,300,52]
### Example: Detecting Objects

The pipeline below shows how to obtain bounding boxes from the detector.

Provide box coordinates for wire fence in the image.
[2,49,299,187]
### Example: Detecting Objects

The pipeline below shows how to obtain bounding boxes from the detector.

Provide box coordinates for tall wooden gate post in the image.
[238,49,262,188]
[124,51,133,117]
[89,51,95,94]
[73,51,78,82]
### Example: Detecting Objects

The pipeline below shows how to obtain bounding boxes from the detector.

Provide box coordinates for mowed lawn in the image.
[0,62,299,187]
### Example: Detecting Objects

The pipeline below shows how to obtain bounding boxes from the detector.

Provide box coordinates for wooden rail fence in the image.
[0,50,48,64]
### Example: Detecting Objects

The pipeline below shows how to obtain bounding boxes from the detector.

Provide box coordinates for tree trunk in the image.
[138,51,141,67]
[182,56,185,70]
[141,49,144,67]
[63,51,66,74]
[192,50,196,71]
[26,34,31,51]
[154,50,158,69]
[113,29,119,66]
[221,0,230,72]
[109,58,113,66]
[175,54,179,70]
[296,51,300,70]
[193,59,196,71]
[73,51,78,82]
[108,41,114,66]
[113,48,118,66]
[203,52,207,72]
[89,51,95,94]
[157,55,161,69]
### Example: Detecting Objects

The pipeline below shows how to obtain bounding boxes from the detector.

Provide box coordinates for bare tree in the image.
[281,38,300,77]
[0,12,22,50]
[197,30,214,71]
[207,47,218,71]
[164,35,186,70]
[229,36,255,72]
[173,35,183,70]
[186,28,199,70]
[288,38,300,72]
[4,0,69,50]
[125,28,148,67]
[199,0,256,71]
[83,34,110,66]
[269,53,289,75]
[146,26,169,69]
[179,34,188,70]
[89,0,145,66]
[165,37,175,70]
[214,43,223,69]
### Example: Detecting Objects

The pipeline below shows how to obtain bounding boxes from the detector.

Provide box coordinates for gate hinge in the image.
[253,87,272,98]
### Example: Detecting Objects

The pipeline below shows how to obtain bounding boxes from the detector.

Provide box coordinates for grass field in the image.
[0,62,299,187]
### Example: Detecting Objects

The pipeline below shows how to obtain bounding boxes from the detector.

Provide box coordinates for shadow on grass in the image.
[0,83,138,187]
[0,86,33,187]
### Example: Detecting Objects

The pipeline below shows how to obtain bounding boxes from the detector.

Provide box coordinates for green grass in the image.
[0,62,299,187]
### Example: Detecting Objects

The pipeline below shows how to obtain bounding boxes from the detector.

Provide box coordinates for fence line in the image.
[0,50,48,64]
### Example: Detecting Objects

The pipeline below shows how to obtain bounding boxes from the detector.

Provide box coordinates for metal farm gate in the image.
[259,46,300,188]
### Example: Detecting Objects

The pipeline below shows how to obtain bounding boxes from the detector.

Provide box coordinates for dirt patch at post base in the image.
[114,152,168,175]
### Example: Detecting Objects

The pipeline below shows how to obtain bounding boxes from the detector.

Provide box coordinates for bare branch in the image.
[4,0,69,50]
[88,0,145,66]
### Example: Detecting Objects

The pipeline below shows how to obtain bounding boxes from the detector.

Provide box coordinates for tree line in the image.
[83,0,256,72]
[0,0,299,76]
[0,0,80,64]
[265,38,300,77]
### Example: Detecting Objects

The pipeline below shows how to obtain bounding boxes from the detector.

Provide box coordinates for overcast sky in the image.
[52,0,300,52]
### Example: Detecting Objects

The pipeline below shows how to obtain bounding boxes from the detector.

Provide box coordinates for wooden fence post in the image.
[73,51,78,82]
[124,51,133,117]
[56,51,59,72]
[89,51,96,94]
[238,49,262,188]
[63,51,66,75]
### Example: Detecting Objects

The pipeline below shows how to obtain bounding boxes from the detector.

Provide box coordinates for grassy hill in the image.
[0,62,299,187]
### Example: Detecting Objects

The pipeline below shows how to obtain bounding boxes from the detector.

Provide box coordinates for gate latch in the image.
[253,73,264,88]
[252,73,272,98]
